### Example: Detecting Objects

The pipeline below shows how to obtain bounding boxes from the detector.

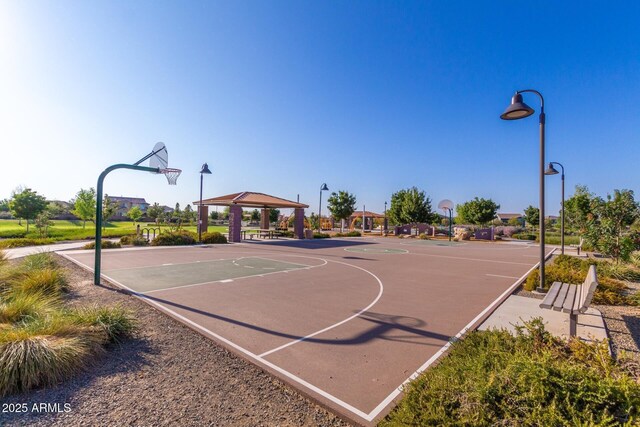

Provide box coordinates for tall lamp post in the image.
[318,183,328,231]
[545,161,565,255]
[383,201,387,234]
[198,163,212,243]
[501,89,547,292]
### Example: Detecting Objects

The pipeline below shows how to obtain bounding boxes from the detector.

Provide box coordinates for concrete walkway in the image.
[4,241,93,259]
[479,294,607,342]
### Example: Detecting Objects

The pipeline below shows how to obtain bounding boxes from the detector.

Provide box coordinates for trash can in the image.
[304,229,313,239]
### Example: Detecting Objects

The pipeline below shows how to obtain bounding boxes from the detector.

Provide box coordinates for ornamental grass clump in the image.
[382,319,640,426]
[0,253,136,397]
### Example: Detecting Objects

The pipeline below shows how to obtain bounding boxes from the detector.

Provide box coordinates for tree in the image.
[456,197,500,226]
[71,188,96,229]
[327,190,357,232]
[269,209,280,223]
[209,211,219,220]
[564,185,596,234]
[46,201,66,218]
[9,188,47,232]
[221,206,230,220]
[585,189,639,263]
[388,187,434,233]
[182,204,196,224]
[524,205,540,229]
[127,206,143,225]
[34,211,53,238]
[102,196,118,230]
[146,202,164,223]
[0,199,10,212]
[250,209,260,222]
[507,216,523,227]
[309,213,319,230]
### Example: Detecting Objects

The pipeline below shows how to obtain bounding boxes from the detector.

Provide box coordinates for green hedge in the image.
[201,232,227,244]
[335,231,362,237]
[151,231,196,246]
[0,238,55,249]
[82,240,121,249]
[313,232,330,239]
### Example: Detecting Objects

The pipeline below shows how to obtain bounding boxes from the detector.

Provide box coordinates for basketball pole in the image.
[94,164,159,285]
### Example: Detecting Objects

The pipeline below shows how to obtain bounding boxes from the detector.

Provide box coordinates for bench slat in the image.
[540,282,563,309]
[562,284,577,313]
[553,283,570,311]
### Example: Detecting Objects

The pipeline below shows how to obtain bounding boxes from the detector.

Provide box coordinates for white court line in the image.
[408,252,533,266]
[259,259,384,357]
[59,249,553,423]
[486,274,520,279]
[141,257,328,295]
[220,279,233,283]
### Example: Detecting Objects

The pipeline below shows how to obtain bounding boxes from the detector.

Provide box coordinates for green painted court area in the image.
[106,257,309,293]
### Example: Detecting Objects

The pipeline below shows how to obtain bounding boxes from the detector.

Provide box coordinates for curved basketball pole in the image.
[94,163,159,285]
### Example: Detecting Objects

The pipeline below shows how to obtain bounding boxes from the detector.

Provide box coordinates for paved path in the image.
[4,241,93,259]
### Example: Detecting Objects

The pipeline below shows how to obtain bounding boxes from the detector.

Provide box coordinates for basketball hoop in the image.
[160,168,182,185]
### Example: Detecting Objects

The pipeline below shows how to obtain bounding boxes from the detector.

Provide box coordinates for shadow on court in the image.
[243,238,376,250]
[137,292,449,348]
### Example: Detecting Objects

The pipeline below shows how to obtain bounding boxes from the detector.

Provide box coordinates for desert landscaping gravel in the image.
[1,256,351,427]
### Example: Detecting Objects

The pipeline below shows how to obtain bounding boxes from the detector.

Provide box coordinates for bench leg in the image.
[569,313,577,337]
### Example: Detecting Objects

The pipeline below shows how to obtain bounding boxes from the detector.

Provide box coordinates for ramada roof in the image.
[497,213,522,219]
[351,210,385,219]
[195,192,309,209]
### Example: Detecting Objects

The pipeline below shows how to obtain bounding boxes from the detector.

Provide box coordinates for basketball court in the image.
[62,238,550,425]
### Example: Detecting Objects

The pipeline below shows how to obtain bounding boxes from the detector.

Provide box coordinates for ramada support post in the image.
[294,208,305,239]
[228,204,243,242]
[261,208,270,230]
[198,205,209,235]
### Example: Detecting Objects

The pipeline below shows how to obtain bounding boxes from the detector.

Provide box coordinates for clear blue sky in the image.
[1,1,638,216]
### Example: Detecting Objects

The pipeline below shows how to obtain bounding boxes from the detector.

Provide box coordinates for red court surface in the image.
[62,238,550,425]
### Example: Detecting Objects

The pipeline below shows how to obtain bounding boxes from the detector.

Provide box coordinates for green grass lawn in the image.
[0,219,227,241]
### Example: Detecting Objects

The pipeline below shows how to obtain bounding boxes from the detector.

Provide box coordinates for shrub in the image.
[512,232,536,241]
[119,235,134,245]
[418,233,429,240]
[151,230,196,246]
[0,319,104,397]
[280,230,295,238]
[66,306,136,343]
[0,292,60,324]
[19,252,58,272]
[523,255,638,305]
[12,268,68,295]
[313,232,330,239]
[201,232,227,244]
[82,240,121,249]
[0,238,55,249]
[382,319,640,426]
[335,231,362,237]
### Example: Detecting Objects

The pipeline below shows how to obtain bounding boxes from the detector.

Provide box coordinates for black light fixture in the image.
[501,89,546,293]
[198,163,213,243]
[500,93,535,120]
[545,161,565,255]
[318,183,329,231]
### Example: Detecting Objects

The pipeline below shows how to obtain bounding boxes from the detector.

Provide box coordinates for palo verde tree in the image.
[9,188,48,232]
[455,197,500,226]
[388,187,434,233]
[327,190,357,233]
[585,189,640,263]
[71,188,97,229]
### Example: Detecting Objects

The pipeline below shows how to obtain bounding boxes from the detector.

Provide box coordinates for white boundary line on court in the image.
[406,252,533,266]
[259,259,384,357]
[343,247,409,254]
[59,246,554,423]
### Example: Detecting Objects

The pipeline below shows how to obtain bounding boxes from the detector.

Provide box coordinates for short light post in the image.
[318,183,328,231]
[198,163,212,243]
[545,161,565,255]
[501,89,547,292]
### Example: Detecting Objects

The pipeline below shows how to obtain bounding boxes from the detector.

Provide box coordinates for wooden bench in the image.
[539,264,598,337]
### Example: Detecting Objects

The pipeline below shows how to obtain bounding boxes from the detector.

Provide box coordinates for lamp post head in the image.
[500,92,535,120]
[320,183,329,191]
[545,163,560,176]
[200,163,212,174]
